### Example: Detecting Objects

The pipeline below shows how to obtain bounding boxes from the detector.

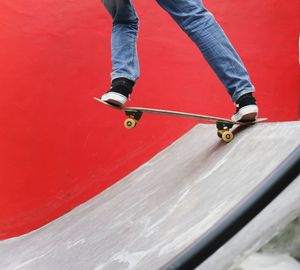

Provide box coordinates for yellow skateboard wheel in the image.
[124,118,137,129]
[221,130,234,143]
[217,129,234,142]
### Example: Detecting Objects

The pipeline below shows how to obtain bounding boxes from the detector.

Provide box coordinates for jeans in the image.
[101,0,255,102]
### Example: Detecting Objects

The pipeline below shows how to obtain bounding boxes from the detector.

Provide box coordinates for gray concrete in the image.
[0,122,299,270]
[197,175,300,270]
[235,253,300,270]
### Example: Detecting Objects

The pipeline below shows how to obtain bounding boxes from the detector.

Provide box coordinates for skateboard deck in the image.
[94,97,267,142]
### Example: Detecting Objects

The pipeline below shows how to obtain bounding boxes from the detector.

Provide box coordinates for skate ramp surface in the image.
[0,122,299,270]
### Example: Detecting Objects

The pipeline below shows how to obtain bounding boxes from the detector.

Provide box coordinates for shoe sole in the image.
[232,105,258,122]
[101,92,127,106]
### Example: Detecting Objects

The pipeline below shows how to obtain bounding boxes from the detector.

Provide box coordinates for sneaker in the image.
[101,78,135,106]
[231,93,258,122]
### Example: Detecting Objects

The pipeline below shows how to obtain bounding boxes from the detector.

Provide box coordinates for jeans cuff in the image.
[232,88,256,103]
[111,73,138,83]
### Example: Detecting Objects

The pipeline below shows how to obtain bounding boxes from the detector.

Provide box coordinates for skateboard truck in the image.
[124,110,143,129]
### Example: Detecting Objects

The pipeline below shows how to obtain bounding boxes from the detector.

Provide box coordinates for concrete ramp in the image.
[0,122,299,270]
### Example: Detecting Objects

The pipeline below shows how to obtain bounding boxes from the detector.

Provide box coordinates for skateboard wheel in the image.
[124,118,137,129]
[221,130,234,143]
[217,129,227,138]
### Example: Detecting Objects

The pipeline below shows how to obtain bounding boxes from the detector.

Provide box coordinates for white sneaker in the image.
[101,92,128,106]
[100,78,134,106]
[231,93,258,122]
[232,105,258,122]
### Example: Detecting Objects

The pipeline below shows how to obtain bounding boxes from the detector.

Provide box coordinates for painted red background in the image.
[0,0,299,239]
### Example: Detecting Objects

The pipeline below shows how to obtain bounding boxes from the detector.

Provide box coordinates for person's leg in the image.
[156,0,258,120]
[101,0,139,105]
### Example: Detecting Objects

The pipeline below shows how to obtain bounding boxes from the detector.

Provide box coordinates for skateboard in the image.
[94,97,267,143]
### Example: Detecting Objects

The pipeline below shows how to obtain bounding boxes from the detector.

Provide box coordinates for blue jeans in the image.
[101,0,255,102]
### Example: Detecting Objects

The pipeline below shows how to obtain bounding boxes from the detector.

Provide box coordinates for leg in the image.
[101,0,140,82]
[156,0,255,103]
[101,0,139,105]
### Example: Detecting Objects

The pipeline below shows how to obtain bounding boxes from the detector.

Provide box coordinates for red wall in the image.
[0,0,299,239]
